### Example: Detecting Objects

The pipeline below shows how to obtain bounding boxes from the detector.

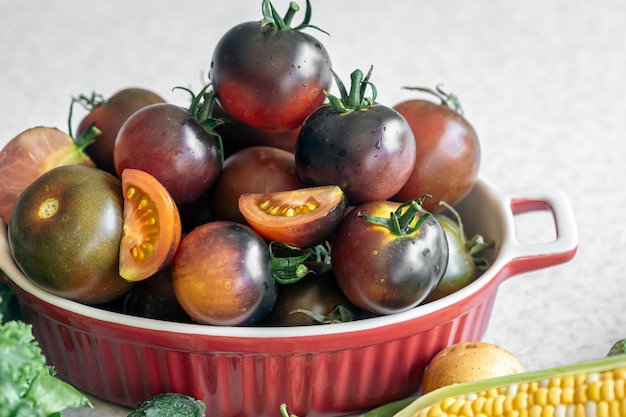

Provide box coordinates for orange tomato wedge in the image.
[119,168,182,281]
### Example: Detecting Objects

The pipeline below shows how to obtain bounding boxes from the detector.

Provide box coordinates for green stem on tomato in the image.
[360,196,431,236]
[326,66,377,113]
[402,84,464,115]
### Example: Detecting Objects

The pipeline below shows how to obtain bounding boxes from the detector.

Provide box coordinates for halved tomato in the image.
[238,185,347,248]
[120,168,182,281]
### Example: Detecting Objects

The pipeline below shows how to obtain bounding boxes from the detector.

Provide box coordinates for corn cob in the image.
[390,354,626,417]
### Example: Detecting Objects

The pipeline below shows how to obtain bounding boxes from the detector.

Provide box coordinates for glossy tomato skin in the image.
[239,185,347,248]
[331,200,448,315]
[78,88,165,175]
[295,104,416,205]
[172,221,277,326]
[210,21,332,132]
[113,103,222,205]
[261,262,369,326]
[8,164,133,304]
[392,99,480,212]
[209,146,303,224]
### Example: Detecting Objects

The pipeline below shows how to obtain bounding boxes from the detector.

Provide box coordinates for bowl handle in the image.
[501,187,578,275]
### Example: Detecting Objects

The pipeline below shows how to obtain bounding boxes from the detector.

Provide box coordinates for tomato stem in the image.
[360,196,431,236]
[402,85,464,115]
[326,66,377,113]
[261,0,329,34]
[269,242,311,284]
[67,95,101,153]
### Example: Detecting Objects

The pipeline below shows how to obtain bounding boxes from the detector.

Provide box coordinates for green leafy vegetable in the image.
[0,292,92,417]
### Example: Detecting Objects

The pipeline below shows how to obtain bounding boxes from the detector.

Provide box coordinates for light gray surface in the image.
[1,0,625,416]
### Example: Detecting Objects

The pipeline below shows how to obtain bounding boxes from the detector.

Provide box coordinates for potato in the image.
[421,341,524,394]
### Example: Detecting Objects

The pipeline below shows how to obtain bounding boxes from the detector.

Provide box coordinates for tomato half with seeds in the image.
[238,185,347,248]
[209,146,303,224]
[119,168,182,282]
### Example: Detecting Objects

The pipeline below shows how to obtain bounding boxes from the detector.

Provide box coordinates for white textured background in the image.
[1,0,625,415]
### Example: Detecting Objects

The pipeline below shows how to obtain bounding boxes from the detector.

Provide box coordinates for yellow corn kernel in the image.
[405,365,626,417]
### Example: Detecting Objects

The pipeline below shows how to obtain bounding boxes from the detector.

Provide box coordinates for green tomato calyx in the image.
[261,0,329,35]
[403,84,464,115]
[326,66,377,113]
[359,195,431,236]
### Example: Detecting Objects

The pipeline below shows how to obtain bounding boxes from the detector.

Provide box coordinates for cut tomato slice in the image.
[238,185,347,248]
[120,168,182,281]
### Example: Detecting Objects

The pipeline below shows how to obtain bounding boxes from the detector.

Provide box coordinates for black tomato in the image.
[209,0,332,132]
[209,146,303,224]
[171,221,277,326]
[331,198,449,315]
[261,262,369,326]
[76,88,165,175]
[8,164,133,305]
[295,68,416,205]
[113,102,222,205]
[392,86,480,213]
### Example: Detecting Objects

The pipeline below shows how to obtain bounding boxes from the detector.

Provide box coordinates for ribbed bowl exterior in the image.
[16,284,496,417]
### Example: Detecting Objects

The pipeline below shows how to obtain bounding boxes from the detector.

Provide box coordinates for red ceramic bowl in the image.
[0,178,577,417]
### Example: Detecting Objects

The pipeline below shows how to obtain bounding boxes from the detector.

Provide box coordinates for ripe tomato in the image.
[209,0,332,132]
[295,68,416,205]
[172,221,277,326]
[113,100,222,205]
[392,86,480,212]
[238,185,347,248]
[8,164,133,304]
[261,262,369,326]
[76,88,165,175]
[119,168,182,282]
[209,146,303,224]
[0,126,95,224]
[331,198,448,315]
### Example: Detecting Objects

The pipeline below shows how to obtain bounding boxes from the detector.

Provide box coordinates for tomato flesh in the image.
[120,168,182,282]
[238,185,347,248]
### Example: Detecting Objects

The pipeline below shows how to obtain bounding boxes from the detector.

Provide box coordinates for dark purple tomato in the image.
[392,86,480,213]
[261,262,369,326]
[77,88,165,175]
[113,103,222,205]
[295,103,416,206]
[295,68,416,206]
[331,199,448,315]
[209,2,332,132]
[209,146,303,224]
[172,221,277,326]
